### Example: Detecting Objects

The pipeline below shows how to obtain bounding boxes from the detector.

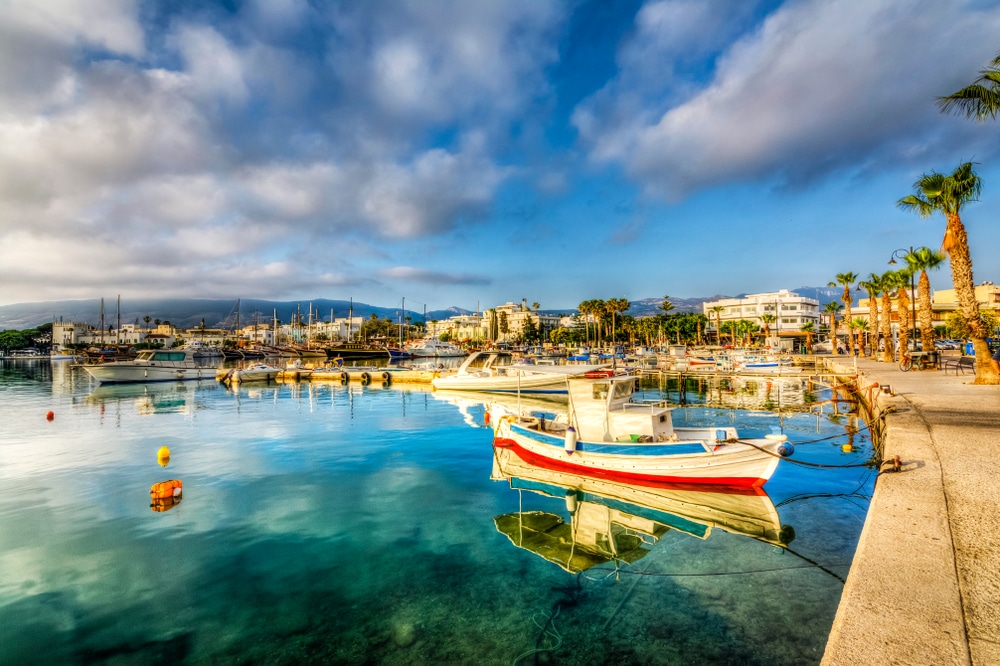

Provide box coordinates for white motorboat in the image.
[406,339,467,357]
[491,374,793,487]
[81,349,215,384]
[431,350,608,394]
[221,363,281,384]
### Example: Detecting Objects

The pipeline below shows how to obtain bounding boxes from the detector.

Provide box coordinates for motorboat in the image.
[325,341,391,361]
[406,338,467,357]
[183,341,225,358]
[431,350,607,394]
[81,349,215,384]
[491,446,792,572]
[490,374,793,487]
[220,363,282,384]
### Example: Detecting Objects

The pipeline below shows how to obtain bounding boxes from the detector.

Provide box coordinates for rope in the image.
[738,438,875,469]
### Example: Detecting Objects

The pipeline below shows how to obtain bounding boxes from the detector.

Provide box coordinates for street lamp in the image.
[889,247,917,351]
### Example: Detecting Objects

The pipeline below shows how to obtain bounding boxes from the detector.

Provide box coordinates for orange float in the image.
[150,479,183,500]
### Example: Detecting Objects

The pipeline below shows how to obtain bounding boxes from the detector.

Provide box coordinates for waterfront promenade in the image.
[822,356,1000,666]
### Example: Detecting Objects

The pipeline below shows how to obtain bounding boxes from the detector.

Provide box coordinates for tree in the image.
[880,271,905,363]
[897,162,997,383]
[760,314,776,344]
[894,268,914,355]
[829,272,859,355]
[904,247,946,354]
[800,322,815,354]
[532,302,540,311]
[143,315,151,330]
[850,318,869,358]
[710,306,724,345]
[608,297,631,344]
[858,274,882,356]
[938,51,1000,121]
[499,312,509,340]
[824,301,843,353]
[658,296,674,316]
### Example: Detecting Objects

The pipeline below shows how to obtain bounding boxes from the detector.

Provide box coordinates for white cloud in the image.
[577,0,1000,199]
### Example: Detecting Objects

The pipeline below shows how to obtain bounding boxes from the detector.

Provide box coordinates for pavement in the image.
[821,355,1000,666]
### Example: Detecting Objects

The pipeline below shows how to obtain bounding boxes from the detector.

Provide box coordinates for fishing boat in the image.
[491,446,792,572]
[490,374,793,487]
[431,350,607,394]
[325,341,391,361]
[406,338,466,357]
[81,349,214,384]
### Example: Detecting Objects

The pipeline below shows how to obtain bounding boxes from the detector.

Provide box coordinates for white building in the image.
[703,289,821,348]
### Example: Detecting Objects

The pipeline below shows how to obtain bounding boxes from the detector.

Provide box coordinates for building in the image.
[703,290,821,349]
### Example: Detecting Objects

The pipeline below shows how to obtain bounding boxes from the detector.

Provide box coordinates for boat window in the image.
[591,383,609,399]
[152,352,186,362]
[612,381,632,400]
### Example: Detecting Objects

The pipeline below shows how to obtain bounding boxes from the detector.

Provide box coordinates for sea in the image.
[0,360,875,665]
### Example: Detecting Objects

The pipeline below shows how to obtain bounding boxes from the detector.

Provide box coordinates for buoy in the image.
[776,442,795,457]
[45,411,54,421]
[157,446,171,467]
[841,443,854,453]
[565,490,578,514]
[564,426,578,455]
[150,479,183,500]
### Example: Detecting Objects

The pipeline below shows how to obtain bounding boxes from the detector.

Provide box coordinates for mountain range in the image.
[0,288,843,331]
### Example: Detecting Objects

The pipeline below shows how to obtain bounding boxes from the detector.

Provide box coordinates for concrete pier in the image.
[822,357,1000,666]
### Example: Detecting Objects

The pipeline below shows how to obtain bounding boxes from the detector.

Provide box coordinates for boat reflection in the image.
[432,389,567,429]
[82,381,214,414]
[491,445,793,573]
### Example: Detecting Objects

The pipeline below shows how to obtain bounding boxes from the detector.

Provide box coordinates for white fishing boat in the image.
[406,338,467,357]
[491,374,793,487]
[431,350,607,394]
[81,349,215,384]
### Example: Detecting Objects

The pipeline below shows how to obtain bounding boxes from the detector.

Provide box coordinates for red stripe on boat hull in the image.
[493,437,767,491]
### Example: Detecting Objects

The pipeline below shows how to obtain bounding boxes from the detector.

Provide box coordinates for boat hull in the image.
[494,420,781,487]
[432,373,569,393]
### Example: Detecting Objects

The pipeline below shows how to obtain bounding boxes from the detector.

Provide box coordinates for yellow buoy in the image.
[841,444,854,453]
[157,446,171,467]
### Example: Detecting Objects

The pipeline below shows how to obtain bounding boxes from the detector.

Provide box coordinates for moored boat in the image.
[81,349,214,384]
[431,350,607,394]
[490,374,793,487]
[406,338,467,357]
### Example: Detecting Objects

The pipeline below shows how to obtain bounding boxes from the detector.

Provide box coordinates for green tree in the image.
[658,296,674,316]
[897,162,996,383]
[800,321,815,354]
[608,297,631,344]
[904,247,946,353]
[760,314,776,344]
[938,51,1000,121]
[858,273,883,355]
[880,271,906,363]
[499,312,509,340]
[824,301,843,353]
[829,272,859,355]
[849,318,869,357]
[710,306,724,345]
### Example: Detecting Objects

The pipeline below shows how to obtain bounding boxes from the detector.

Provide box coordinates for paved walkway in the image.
[822,356,1000,666]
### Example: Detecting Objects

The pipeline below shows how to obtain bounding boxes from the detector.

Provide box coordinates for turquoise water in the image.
[1,361,873,664]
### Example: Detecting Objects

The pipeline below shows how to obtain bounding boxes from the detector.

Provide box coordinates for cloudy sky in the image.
[2,0,1000,311]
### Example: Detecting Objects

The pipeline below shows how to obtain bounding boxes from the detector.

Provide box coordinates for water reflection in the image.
[80,380,217,415]
[491,446,792,573]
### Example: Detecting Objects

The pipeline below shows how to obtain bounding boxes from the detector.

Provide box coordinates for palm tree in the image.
[608,298,631,344]
[938,51,1000,121]
[800,322,815,354]
[760,314,776,345]
[829,272,859,355]
[858,273,883,356]
[532,302,540,311]
[894,268,914,356]
[824,301,843,353]
[897,162,997,383]
[710,306,724,345]
[904,247,946,354]
[850,318,869,358]
[880,271,905,363]
[577,300,592,344]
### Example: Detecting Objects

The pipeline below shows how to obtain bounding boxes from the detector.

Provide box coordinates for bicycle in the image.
[899,351,914,372]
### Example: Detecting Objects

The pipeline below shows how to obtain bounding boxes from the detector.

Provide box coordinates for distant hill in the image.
[0,288,842,330]
[0,298,465,331]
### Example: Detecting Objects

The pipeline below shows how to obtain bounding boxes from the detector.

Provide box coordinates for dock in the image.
[821,356,1000,666]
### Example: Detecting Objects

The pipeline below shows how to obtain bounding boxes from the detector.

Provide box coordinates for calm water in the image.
[0,361,874,665]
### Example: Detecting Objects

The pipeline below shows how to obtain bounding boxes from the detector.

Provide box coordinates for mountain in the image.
[0,298,465,331]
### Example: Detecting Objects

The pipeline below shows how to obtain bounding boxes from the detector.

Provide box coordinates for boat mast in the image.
[349,298,353,342]
[100,297,105,346]
[399,297,404,346]
[116,295,121,344]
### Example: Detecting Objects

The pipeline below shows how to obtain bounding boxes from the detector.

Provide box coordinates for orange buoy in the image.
[150,479,183,500]
[46,411,54,421]
[157,446,171,467]
[150,496,181,512]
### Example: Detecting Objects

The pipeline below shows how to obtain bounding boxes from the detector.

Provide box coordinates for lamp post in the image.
[889,247,917,352]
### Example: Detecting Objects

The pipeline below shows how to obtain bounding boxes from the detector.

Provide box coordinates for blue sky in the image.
[2,0,1000,312]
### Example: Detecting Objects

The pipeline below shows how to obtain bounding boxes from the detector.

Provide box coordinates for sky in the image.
[2,0,1000,313]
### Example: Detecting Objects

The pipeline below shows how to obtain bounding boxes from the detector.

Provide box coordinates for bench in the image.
[941,356,975,375]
